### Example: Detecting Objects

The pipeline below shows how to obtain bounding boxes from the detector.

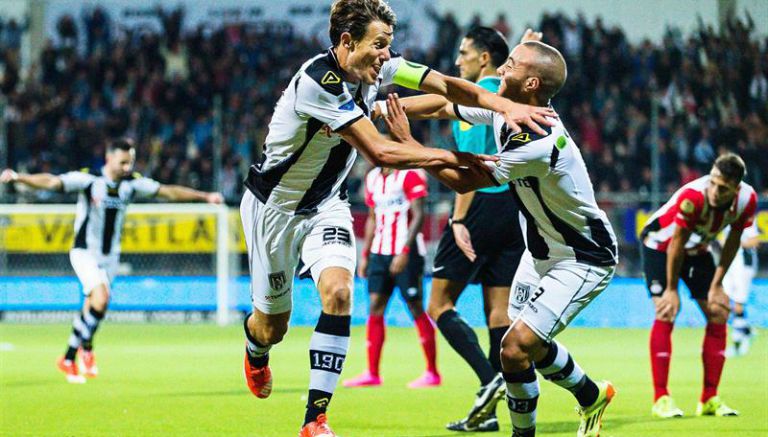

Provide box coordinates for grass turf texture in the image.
[1,325,766,436]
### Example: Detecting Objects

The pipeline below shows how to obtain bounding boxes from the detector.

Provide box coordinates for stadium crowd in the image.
[1,7,766,203]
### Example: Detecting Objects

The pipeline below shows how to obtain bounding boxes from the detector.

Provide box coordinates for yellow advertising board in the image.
[1,211,247,254]
[635,209,768,241]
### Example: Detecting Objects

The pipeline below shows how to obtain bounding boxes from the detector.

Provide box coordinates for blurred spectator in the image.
[492,13,510,37]
[1,7,766,207]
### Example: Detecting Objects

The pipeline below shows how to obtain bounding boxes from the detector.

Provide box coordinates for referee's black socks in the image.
[437,309,497,386]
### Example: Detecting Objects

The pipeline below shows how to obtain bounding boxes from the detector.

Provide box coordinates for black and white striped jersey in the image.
[244,48,418,215]
[455,105,618,267]
[60,168,160,256]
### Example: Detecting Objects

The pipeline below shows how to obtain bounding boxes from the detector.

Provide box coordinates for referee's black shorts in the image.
[433,191,524,287]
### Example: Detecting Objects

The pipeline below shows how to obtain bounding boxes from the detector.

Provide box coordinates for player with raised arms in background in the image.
[237,0,555,435]
[641,153,757,419]
[343,167,439,389]
[379,39,619,437]
[0,138,223,383]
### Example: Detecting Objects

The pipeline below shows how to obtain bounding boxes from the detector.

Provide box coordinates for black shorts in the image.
[367,252,425,302]
[433,191,525,287]
[641,245,715,300]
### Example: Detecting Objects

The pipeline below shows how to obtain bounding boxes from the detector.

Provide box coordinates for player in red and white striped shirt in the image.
[641,153,757,418]
[343,167,440,388]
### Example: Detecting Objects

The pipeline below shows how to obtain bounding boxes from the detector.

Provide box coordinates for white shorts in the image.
[69,248,118,295]
[240,190,356,314]
[724,250,756,305]
[508,251,615,341]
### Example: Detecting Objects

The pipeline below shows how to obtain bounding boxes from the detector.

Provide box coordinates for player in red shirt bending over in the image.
[343,167,440,388]
[640,153,757,419]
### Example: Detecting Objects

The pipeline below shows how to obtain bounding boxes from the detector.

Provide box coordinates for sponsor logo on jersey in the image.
[510,132,531,143]
[321,71,341,85]
[338,100,355,111]
[268,271,287,291]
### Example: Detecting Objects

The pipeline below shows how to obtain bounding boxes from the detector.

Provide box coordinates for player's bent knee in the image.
[707,304,730,324]
[427,301,450,321]
[406,301,424,318]
[89,285,111,311]
[500,340,528,367]
[322,285,352,315]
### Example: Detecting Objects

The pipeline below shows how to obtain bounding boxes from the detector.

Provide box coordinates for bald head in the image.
[520,41,567,101]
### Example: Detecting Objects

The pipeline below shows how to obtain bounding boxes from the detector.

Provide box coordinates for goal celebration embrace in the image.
[0,0,765,436]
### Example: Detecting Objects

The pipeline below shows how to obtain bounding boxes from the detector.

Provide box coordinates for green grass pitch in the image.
[1,324,766,436]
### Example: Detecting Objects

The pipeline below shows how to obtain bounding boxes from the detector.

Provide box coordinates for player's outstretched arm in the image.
[0,169,63,191]
[156,184,223,204]
[418,69,556,134]
[379,94,497,193]
[340,95,494,172]
[375,94,456,121]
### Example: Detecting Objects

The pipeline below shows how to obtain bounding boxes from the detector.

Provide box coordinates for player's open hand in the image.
[452,223,476,262]
[389,252,409,275]
[655,288,680,322]
[383,93,413,143]
[520,28,543,43]
[500,101,557,136]
[206,192,224,204]
[0,169,18,183]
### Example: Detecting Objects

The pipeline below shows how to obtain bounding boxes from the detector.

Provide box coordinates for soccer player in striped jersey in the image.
[640,154,757,418]
[238,1,554,435]
[343,167,439,389]
[382,40,619,437]
[1,138,223,383]
[429,27,529,433]
[721,223,761,357]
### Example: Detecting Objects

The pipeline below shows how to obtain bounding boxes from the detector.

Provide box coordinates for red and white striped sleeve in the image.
[673,188,705,230]
[403,170,428,201]
[733,190,758,230]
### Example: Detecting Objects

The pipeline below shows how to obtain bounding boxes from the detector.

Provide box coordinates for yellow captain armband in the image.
[392,60,431,90]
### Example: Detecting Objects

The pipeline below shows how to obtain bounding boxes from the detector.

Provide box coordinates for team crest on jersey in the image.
[680,199,695,214]
[321,71,341,85]
[513,283,531,304]
[458,121,472,131]
[268,271,287,291]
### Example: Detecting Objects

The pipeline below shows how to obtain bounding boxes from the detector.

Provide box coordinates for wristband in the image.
[400,245,410,255]
[375,100,388,118]
[448,217,466,226]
